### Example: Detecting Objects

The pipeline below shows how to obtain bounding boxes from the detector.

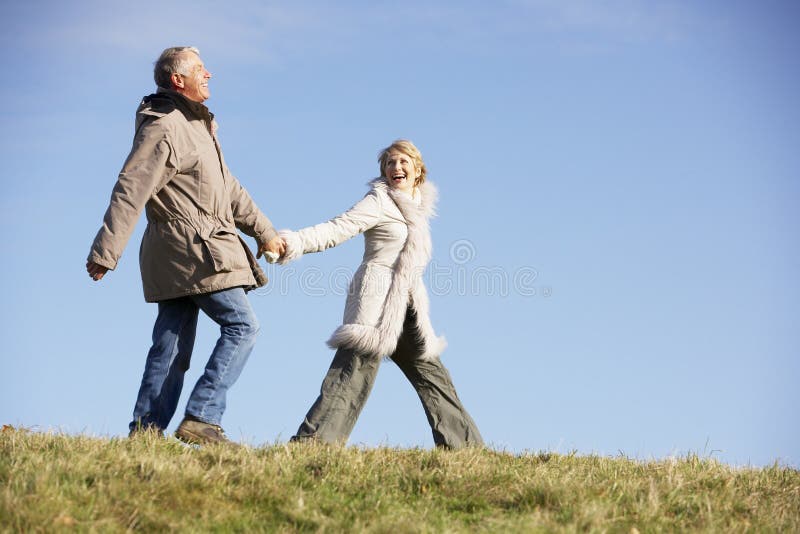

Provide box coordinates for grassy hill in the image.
[1,427,798,532]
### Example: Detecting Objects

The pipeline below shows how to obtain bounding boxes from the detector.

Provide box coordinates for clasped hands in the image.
[258,235,287,262]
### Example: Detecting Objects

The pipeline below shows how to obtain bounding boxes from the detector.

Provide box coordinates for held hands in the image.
[258,235,287,263]
[258,230,303,265]
[276,230,303,264]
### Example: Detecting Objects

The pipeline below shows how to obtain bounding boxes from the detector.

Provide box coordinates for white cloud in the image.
[5,0,698,66]
[5,0,354,65]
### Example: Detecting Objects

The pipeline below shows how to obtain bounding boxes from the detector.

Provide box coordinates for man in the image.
[86,46,284,445]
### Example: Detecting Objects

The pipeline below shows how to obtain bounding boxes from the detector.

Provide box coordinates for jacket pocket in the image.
[196,223,248,273]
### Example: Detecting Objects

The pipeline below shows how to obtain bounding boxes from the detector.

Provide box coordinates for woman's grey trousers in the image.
[292,308,483,448]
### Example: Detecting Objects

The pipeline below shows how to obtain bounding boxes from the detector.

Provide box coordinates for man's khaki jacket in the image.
[88,90,276,302]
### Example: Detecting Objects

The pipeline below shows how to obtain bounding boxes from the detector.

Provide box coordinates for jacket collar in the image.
[147,88,215,123]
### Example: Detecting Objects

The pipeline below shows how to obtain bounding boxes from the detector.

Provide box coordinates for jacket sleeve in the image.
[296,191,382,254]
[228,176,278,247]
[87,121,176,270]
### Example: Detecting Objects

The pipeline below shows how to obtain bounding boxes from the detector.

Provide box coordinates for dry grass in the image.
[1,426,798,532]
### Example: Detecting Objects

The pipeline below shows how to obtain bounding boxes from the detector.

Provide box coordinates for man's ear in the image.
[170,72,184,90]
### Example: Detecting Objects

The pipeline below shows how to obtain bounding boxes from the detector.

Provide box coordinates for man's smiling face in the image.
[173,52,212,103]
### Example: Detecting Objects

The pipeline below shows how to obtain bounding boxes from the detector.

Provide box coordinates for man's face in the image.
[173,52,211,102]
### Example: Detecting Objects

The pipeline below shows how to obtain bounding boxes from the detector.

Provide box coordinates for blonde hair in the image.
[377,139,427,187]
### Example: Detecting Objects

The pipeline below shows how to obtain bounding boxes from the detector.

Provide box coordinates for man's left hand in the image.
[259,235,286,259]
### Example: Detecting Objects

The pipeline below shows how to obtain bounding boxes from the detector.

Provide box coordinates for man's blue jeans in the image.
[129,286,259,432]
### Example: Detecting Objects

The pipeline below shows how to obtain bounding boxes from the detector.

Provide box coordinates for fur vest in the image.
[281,178,446,359]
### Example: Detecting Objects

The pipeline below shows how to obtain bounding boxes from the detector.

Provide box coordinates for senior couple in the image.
[87,46,483,449]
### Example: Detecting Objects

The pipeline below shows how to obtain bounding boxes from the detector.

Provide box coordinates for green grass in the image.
[1,427,798,532]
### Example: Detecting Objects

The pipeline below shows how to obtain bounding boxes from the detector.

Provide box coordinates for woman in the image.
[280,139,483,448]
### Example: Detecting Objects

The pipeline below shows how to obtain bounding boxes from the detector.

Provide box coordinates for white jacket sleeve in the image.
[280,191,382,261]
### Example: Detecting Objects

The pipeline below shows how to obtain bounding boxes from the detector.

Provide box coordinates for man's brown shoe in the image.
[175,416,238,447]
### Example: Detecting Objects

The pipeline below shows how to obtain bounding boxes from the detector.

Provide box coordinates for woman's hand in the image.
[277,230,304,265]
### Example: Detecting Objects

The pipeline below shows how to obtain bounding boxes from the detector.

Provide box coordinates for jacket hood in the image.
[136,89,214,126]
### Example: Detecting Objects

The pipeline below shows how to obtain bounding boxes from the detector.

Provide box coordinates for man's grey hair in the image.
[154,46,201,89]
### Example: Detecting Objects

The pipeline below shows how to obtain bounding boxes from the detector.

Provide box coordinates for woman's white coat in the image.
[281,178,446,359]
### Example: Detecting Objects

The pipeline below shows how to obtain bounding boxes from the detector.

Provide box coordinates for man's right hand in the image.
[86,261,109,281]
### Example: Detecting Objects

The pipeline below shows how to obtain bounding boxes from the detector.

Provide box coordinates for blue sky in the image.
[1,0,797,467]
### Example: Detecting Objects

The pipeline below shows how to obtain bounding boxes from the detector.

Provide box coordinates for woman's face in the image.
[383,150,421,193]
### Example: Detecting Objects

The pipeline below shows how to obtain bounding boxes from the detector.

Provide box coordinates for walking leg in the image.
[184,287,259,426]
[392,309,484,449]
[130,297,199,433]
[293,347,381,444]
